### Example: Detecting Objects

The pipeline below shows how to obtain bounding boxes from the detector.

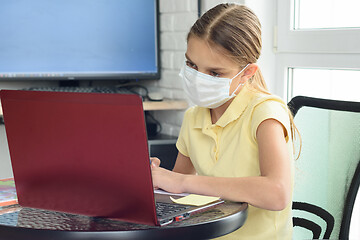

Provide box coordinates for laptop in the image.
[0,90,223,226]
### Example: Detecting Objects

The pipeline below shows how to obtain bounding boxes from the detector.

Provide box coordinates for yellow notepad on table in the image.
[170,194,220,206]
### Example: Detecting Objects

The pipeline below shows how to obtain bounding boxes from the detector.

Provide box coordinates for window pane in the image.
[289,68,360,102]
[294,0,360,29]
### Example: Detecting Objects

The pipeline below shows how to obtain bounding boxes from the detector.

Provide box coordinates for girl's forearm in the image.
[181,174,291,211]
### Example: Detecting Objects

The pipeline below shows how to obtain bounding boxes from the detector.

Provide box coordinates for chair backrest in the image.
[288,96,360,240]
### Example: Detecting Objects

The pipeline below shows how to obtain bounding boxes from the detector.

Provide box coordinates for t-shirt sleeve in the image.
[176,108,192,157]
[251,99,291,142]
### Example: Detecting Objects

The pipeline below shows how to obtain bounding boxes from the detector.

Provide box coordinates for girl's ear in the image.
[242,63,258,80]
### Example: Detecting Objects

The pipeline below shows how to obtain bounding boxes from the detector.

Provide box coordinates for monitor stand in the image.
[59,80,80,87]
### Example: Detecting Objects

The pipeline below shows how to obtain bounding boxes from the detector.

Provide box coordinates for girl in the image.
[151,3,298,239]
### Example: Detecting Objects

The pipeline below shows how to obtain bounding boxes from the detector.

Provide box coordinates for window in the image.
[276,0,360,101]
[276,0,360,53]
[294,0,360,30]
[289,68,360,102]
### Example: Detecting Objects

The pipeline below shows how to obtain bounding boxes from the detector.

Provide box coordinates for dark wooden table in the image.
[0,201,247,240]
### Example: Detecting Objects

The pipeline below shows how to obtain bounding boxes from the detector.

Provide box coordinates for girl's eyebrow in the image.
[184,54,227,72]
[185,53,192,62]
[207,67,227,72]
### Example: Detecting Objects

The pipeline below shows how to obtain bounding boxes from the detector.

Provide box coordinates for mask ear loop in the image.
[229,63,250,95]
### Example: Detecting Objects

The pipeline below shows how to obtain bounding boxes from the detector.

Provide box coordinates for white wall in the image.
[0,125,12,178]
[245,0,277,94]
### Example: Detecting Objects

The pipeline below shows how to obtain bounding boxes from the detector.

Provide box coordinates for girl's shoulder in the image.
[184,105,207,118]
[249,91,288,113]
[249,91,291,126]
[182,106,209,127]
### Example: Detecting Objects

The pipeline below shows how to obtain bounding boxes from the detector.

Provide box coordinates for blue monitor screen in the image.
[0,0,159,80]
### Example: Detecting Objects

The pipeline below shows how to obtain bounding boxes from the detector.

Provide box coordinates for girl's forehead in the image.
[186,37,239,69]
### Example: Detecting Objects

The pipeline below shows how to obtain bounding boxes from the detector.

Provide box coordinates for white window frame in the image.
[275,53,360,101]
[275,0,360,102]
[276,0,360,54]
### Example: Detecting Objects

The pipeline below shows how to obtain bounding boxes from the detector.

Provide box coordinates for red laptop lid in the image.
[0,90,158,226]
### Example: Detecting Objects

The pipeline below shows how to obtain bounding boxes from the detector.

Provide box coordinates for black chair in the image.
[288,96,360,240]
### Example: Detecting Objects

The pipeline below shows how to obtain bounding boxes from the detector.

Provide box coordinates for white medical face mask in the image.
[179,63,249,108]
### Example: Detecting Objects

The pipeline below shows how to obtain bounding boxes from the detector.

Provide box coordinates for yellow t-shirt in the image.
[176,86,294,240]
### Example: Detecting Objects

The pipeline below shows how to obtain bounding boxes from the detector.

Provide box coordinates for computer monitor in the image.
[0,0,160,82]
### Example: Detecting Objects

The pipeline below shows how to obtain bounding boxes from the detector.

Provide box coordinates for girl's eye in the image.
[186,61,197,70]
[210,71,220,77]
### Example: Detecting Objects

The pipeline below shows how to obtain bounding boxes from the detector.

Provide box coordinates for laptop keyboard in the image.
[155,202,190,218]
[23,86,135,94]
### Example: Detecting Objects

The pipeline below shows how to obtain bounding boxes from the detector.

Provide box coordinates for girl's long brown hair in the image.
[188,3,301,159]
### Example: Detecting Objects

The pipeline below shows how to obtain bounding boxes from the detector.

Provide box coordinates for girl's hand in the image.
[151,163,186,194]
[150,157,161,167]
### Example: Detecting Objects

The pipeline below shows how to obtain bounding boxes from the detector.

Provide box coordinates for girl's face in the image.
[185,36,246,95]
